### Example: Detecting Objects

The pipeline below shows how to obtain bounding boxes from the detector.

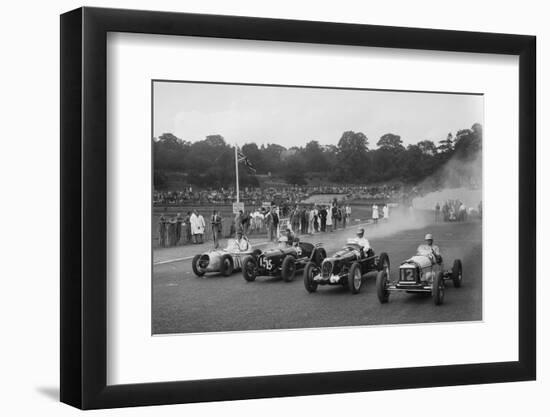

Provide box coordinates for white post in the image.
[235,145,240,203]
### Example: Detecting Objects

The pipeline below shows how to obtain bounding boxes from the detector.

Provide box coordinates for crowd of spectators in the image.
[434,199,482,222]
[153,184,404,207]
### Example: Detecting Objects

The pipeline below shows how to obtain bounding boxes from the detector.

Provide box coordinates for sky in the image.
[153,81,483,148]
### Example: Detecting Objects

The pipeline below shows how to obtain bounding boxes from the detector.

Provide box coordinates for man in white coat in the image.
[190,210,199,243]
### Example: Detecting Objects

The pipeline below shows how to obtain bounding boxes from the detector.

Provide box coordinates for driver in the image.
[277,228,297,248]
[416,233,442,264]
[351,227,371,252]
[227,231,251,252]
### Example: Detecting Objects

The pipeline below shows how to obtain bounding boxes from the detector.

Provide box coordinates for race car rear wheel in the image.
[432,271,445,305]
[376,269,390,303]
[451,259,463,288]
[192,254,206,277]
[378,252,390,277]
[348,262,363,294]
[220,254,234,277]
[242,255,257,282]
[281,256,297,282]
[304,262,318,293]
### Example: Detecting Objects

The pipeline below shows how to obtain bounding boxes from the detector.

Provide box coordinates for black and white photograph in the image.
[152,80,483,335]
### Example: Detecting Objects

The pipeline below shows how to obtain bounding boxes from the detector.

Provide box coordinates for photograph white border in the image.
[106,32,518,385]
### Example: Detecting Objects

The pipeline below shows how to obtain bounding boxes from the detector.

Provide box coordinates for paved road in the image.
[152,220,482,334]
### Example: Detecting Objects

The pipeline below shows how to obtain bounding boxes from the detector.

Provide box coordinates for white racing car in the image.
[375,245,462,305]
[192,245,260,277]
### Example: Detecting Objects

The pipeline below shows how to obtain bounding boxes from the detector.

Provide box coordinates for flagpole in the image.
[235,145,240,203]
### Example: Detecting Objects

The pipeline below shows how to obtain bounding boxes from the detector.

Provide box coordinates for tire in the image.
[219,254,234,277]
[348,262,363,294]
[313,248,327,266]
[242,255,257,282]
[432,271,445,305]
[451,259,463,288]
[192,254,206,277]
[376,270,389,303]
[304,262,318,293]
[281,256,297,282]
[378,252,390,276]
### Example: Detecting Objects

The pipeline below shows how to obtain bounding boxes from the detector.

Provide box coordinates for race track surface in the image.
[152,220,482,334]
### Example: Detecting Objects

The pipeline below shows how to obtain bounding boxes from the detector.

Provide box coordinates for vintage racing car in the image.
[192,247,260,277]
[241,238,326,282]
[303,239,390,294]
[375,246,462,305]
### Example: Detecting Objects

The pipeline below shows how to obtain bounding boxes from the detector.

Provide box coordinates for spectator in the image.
[184,211,191,242]
[345,204,352,228]
[265,209,274,241]
[196,211,205,243]
[235,210,244,234]
[326,205,333,232]
[319,206,327,232]
[272,206,280,239]
[383,204,389,222]
[435,202,441,223]
[168,216,177,246]
[158,214,167,247]
[372,204,379,224]
[190,210,199,243]
[211,210,222,249]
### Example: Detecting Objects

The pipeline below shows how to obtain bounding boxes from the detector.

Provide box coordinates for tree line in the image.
[153,123,482,189]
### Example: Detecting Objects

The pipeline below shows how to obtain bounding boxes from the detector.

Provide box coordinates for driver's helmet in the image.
[357,227,365,237]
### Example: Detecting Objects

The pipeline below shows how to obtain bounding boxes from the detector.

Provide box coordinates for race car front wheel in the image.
[304,262,318,293]
[242,255,257,282]
[432,271,445,305]
[281,256,297,282]
[192,254,206,277]
[378,252,390,277]
[376,269,390,303]
[348,262,363,294]
[220,254,234,277]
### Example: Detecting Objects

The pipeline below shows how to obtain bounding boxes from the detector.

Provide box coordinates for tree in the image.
[303,140,327,172]
[417,140,437,156]
[336,131,369,182]
[377,133,404,152]
[437,133,454,154]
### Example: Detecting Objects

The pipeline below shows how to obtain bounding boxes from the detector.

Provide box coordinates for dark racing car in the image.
[241,237,326,282]
[303,239,390,294]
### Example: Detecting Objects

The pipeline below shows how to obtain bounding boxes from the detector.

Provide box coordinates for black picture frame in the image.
[60,6,536,410]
